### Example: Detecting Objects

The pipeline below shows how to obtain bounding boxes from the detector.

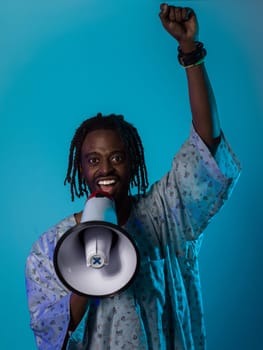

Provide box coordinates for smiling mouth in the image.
[97,179,117,193]
[97,179,116,186]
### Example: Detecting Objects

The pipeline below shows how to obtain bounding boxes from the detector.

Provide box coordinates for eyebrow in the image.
[82,150,126,158]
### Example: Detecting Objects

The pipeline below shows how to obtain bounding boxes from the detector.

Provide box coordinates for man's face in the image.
[80,129,131,204]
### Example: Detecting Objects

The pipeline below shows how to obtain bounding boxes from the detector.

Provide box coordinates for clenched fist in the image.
[159,3,198,51]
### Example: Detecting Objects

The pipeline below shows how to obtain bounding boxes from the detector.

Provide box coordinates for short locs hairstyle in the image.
[64,113,149,201]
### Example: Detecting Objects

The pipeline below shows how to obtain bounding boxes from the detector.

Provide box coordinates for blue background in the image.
[1,0,262,349]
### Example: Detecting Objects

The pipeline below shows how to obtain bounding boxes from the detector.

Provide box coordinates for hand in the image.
[159,3,198,50]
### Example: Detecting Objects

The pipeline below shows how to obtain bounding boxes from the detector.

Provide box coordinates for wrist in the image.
[177,41,207,68]
[178,39,197,54]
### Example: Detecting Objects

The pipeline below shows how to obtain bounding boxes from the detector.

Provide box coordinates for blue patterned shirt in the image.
[26,127,241,349]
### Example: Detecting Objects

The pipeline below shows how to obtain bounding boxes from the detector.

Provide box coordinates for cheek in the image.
[80,165,93,181]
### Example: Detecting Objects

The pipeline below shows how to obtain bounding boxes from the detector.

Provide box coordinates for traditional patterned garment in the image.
[26,127,241,349]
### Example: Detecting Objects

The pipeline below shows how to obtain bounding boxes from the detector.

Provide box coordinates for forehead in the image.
[81,129,126,153]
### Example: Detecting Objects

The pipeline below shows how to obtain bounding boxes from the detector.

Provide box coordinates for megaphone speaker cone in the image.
[54,191,140,297]
[54,221,139,297]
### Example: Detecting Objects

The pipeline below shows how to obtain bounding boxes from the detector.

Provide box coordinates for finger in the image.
[160,3,168,12]
[159,3,169,16]
[159,3,169,22]
[183,9,198,33]
[174,7,183,23]
[169,7,177,22]
[182,7,195,22]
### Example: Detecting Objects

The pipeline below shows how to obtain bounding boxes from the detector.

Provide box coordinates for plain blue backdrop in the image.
[1,0,262,349]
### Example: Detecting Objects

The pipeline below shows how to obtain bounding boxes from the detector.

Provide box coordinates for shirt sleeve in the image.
[25,224,72,350]
[145,126,241,254]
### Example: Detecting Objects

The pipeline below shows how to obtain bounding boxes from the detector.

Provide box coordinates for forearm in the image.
[179,40,220,150]
[185,62,221,148]
[69,293,89,331]
[61,293,89,348]
[159,5,221,150]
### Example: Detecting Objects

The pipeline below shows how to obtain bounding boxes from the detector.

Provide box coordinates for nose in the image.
[98,158,114,175]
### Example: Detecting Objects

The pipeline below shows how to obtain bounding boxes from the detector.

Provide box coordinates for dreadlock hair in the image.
[64,112,149,201]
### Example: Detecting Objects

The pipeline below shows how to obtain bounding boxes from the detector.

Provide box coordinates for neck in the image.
[115,196,132,226]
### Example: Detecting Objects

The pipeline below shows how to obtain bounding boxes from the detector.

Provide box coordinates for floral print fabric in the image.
[25,127,241,349]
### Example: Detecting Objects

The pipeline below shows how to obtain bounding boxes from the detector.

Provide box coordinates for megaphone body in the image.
[53,192,139,297]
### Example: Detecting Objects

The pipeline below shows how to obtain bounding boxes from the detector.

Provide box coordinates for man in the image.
[26,4,241,349]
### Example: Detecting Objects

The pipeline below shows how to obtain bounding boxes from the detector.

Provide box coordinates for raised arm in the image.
[159,4,221,152]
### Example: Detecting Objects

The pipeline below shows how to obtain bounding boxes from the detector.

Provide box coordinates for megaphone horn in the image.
[53,191,139,297]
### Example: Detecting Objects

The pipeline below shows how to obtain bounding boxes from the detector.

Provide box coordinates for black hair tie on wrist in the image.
[178,41,207,68]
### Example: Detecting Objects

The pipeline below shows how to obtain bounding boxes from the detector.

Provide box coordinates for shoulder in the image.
[29,214,76,259]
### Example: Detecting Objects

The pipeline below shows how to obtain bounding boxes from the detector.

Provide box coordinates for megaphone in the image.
[53,191,139,297]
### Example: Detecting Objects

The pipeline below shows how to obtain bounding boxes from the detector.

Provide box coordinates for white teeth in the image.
[98,180,116,186]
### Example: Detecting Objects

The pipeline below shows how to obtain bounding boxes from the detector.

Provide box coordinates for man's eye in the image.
[88,157,99,165]
[111,154,124,163]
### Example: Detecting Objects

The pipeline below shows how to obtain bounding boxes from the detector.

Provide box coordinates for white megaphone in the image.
[53,191,139,297]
